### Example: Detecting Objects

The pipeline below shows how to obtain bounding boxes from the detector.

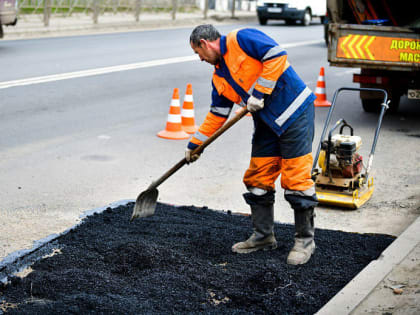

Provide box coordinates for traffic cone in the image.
[157,88,190,140]
[181,83,199,134]
[314,67,331,107]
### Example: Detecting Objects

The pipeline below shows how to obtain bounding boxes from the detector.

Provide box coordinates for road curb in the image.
[316,215,420,314]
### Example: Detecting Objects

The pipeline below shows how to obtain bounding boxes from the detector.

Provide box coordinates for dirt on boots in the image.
[287,208,316,265]
[235,191,277,254]
[232,232,277,254]
[287,238,315,265]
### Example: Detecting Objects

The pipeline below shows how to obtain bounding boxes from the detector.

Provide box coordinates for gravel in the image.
[0,202,394,314]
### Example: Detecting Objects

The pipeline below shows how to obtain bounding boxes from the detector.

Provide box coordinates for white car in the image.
[256,0,326,26]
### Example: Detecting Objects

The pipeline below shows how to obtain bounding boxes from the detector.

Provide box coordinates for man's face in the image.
[190,40,220,66]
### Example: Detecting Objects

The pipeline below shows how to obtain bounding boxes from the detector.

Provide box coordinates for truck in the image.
[256,0,326,26]
[326,0,420,112]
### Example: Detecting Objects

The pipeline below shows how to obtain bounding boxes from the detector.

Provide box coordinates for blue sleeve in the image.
[236,28,285,61]
[211,81,234,118]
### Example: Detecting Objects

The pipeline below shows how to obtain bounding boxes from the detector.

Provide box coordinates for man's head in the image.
[190,24,222,65]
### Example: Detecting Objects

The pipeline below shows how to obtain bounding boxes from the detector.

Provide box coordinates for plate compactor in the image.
[312,87,389,209]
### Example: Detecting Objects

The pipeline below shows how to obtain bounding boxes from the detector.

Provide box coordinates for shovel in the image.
[130,106,249,221]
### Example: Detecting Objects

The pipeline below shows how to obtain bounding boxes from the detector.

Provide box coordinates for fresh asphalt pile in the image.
[0,202,394,314]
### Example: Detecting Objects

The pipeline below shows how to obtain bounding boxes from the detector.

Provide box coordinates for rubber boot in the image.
[287,208,315,265]
[232,192,277,254]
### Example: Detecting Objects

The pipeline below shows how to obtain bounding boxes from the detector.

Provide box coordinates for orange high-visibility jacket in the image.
[188,28,315,150]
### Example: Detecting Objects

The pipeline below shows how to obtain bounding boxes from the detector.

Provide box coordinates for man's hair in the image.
[190,24,221,47]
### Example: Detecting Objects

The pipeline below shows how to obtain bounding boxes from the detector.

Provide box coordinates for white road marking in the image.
[0,55,198,90]
[0,40,324,90]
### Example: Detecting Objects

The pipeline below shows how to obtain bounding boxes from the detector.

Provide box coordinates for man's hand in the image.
[185,148,201,164]
[247,96,264,112]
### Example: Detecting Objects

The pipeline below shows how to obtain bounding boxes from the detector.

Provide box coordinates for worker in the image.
[186,25,318,265]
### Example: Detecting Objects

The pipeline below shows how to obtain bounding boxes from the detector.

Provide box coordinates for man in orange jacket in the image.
[186,24,318,265]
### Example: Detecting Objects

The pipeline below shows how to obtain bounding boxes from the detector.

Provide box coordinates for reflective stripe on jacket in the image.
[188,28,316,149]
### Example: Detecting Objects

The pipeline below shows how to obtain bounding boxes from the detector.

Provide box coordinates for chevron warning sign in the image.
[336,34,420,63]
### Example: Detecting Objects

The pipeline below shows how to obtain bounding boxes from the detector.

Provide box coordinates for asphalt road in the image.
[1,22,419,261]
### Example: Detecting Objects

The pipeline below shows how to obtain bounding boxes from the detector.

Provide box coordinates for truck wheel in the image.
[387,93,401,113]
[0,24,4,39]
[361,93,401,113]
[302,9,311,26]
[258,17,267,25]
[362,99,382,113]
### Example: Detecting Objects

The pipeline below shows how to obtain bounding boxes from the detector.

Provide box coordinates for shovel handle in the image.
[148,106,249,190]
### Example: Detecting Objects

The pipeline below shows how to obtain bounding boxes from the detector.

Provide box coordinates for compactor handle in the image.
[312,87,388,174]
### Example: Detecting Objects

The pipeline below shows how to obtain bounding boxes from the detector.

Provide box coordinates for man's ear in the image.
[200,38,208,48]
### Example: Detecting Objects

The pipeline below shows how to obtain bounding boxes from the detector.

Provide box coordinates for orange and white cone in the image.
[157,88,190,140]
[314,67,331,107]
[181,83,199,134]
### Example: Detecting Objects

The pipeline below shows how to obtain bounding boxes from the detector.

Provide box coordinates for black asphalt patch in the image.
[0,203,394,314]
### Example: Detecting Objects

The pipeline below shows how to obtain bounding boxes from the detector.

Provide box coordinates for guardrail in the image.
[17,0,255,26]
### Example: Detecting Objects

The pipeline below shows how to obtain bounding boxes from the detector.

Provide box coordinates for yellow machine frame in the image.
[315,177,374,209]
[312,87,388,209]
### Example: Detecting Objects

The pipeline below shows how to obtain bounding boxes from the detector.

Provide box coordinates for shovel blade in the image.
[130,188,159,221]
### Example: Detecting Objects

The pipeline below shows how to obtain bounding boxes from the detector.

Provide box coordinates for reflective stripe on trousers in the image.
[243,102,315,192]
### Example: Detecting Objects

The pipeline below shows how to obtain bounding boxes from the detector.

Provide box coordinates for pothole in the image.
[0,203,394,314]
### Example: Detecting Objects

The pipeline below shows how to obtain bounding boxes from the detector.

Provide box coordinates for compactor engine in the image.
[315,120,365,192]
[320,134,363,179]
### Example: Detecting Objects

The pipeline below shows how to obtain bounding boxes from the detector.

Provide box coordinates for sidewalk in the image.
[1,10,419,314]
[2,9,257,40]
[317,215,420,314]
